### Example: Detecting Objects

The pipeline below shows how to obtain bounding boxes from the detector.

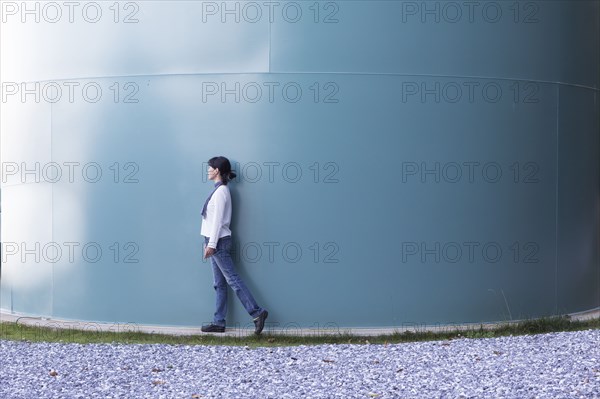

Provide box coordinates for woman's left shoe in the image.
[201,324,225,333]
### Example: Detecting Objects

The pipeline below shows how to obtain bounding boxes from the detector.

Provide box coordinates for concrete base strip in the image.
[1,308,598,338]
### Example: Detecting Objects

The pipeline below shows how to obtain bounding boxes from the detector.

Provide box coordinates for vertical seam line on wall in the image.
[597,90,600,309]
[268,15,272,72]
[0,12,3,308]
[50,102,54,319]
[555,84,559,315]
[0,15,5,312]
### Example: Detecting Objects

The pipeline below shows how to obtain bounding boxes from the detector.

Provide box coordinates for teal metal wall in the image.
[1,1,598,329]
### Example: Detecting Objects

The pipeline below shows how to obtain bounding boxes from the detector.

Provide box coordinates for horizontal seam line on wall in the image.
[9,72,599,92]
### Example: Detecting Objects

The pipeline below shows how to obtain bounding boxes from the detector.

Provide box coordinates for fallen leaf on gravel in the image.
[152,368,163,372]
[49,370,58,377]
[493,351,503,355]
[191,394,203,398]
[322,359,335,363]
[152,380,166,385]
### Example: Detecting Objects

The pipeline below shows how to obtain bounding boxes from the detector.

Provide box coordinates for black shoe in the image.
[253,310,268,335]
[201,324,225,333]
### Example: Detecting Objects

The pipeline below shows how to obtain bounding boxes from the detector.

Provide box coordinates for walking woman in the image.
[200,156,268,334]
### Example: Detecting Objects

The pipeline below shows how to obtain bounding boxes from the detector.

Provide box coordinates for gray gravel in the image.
[1,330,599,398]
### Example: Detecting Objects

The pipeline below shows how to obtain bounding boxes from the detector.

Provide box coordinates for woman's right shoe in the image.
[201,324,225,333]
[253,310,268,335]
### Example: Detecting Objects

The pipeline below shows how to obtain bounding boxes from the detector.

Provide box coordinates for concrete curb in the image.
[1,308,599,338]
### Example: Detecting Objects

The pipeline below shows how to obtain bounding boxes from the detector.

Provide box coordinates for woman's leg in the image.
[211,236,264,319]
[210,256,228,327]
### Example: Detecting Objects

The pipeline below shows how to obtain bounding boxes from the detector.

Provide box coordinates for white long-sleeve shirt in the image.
[200,184,232,249]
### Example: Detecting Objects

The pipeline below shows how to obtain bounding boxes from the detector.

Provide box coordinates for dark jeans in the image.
[205,236,263,327]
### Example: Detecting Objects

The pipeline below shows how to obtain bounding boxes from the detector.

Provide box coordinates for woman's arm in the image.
[206,187,228,250]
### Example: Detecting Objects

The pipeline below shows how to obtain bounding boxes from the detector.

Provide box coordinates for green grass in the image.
[1,316,598,347]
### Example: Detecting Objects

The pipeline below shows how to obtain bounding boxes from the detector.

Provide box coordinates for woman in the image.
[200,156,268,334]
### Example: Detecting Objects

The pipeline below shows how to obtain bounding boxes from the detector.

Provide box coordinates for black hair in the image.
[208,156,237,185]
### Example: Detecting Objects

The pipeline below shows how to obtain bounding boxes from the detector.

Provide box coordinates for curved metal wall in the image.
[1,1,598,328]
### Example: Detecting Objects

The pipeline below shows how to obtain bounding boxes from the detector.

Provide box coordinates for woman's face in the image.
[207,165,219,181]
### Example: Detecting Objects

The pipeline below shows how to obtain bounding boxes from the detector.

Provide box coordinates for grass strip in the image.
[0,316,597,347]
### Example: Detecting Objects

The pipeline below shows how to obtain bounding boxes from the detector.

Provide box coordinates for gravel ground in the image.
[0,330,599,399]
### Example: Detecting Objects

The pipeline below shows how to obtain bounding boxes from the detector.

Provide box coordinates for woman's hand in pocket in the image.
[204,245,215,259]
